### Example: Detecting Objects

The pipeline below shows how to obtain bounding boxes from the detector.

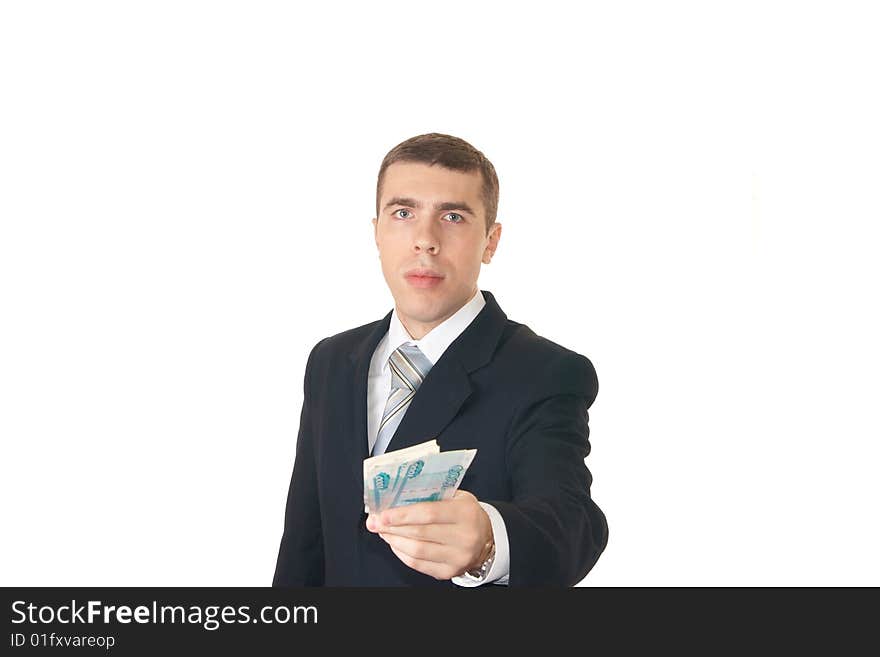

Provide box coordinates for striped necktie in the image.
[371,343,433,456]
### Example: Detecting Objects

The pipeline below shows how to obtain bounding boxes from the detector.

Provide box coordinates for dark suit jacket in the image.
[272,290,608,587]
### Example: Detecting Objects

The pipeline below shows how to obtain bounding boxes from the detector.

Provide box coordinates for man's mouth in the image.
[404,268,445,288]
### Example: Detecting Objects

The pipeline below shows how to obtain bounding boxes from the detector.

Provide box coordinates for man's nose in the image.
[413,222,440,254]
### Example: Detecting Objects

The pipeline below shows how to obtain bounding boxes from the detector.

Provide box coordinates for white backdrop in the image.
[1,1,878,586]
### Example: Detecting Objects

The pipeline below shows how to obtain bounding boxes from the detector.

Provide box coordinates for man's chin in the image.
[396,296,455,325]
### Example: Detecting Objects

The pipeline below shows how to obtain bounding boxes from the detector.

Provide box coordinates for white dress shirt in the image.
[366,288,511,586]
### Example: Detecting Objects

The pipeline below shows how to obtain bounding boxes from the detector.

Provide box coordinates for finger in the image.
[380,500,459,526]
[377,522,462,544]
[386,544,461,581]
[379,533,460,565]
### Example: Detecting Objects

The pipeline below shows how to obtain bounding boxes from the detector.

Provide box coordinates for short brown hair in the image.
[376,133,499,234]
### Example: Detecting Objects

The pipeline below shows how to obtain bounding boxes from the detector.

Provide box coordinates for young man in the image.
[272,133,608,587]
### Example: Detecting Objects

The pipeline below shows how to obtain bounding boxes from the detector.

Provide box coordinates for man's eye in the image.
[444,213,463,223]
[394,209,412,219]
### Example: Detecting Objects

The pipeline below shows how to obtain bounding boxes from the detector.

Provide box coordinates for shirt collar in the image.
[377,289,486,372]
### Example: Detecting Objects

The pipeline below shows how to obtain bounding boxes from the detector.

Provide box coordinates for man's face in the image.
[373,162,502,339]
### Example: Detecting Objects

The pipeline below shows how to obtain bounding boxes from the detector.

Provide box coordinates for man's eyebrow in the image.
[382,196,477,216]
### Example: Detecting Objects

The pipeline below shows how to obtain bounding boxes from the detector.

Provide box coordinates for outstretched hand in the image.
[366,490,493,580]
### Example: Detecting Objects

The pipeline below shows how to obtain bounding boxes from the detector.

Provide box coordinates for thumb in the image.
[452,489,477,503]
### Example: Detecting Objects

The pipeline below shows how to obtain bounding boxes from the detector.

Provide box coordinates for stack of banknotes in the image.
[363,439,477,514]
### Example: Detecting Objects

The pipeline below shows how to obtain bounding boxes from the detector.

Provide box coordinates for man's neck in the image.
[398,313,450,341]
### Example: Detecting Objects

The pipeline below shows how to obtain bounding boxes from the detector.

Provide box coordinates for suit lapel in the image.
[348,311,392,483]
[384,357,473,452]
[380,290,509,453]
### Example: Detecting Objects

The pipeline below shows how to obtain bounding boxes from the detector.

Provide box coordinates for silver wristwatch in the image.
[464,541,496,581]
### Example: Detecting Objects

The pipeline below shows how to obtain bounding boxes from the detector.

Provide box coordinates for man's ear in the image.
[372,217,378,248]
[482,222,502,264]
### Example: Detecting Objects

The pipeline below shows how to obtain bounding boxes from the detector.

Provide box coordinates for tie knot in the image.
[388,343,432,391]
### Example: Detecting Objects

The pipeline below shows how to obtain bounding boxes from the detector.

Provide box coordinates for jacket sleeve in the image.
[272,339,326,586]
[486,350,608,587]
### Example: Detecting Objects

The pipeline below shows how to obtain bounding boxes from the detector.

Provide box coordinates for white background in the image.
[1,1,878,586]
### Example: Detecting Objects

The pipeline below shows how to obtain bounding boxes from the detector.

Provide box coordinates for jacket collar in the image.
[378,289,485,372]
[348,289,507,371]
[348,289,508,459]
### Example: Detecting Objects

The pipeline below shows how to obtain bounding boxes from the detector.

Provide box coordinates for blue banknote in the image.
[363,440,476,514]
